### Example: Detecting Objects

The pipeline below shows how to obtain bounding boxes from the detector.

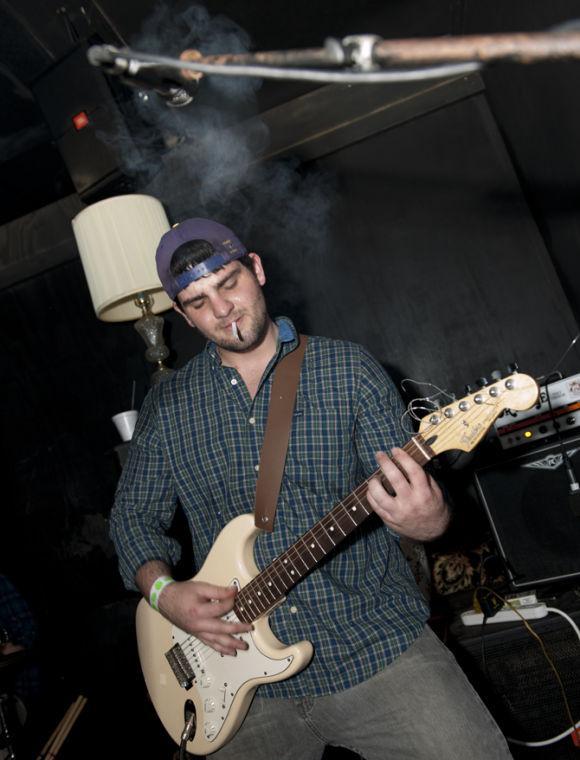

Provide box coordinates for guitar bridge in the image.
[165,643,194,689]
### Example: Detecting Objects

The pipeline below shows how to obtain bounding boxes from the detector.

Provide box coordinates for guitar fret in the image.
[351,492,370,515]
[245,592,267,615]
[263,569,283,597]
[311,533,325,553]
[319,519,337,547]
[314,523,335,552]
[280,555,301,582]
[301,537,319,563]
[261,575,280,602]
[329,511,346,536]
[294,546,311,571]
[343,504,358,526]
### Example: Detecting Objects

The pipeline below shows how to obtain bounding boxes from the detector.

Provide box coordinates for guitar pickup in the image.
[165,643,195,689]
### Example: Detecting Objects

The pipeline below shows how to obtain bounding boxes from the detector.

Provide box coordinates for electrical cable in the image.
[178,711,196,760]
[88,45,482,84]
[540,374,580,509]
[477,588,580,747]
[543,332,580,381]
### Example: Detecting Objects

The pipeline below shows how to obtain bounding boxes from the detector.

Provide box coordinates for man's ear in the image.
[248,252,266,286]
[173,300,195,328]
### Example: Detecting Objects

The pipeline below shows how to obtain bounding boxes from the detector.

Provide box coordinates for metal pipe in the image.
[372,31,580,65]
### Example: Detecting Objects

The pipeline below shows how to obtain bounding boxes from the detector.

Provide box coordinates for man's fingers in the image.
[195,581,237,600]
[199,628,251,656]
[375,451,410,496]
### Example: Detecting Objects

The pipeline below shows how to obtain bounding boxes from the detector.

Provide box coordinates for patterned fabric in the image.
[0,576,36,649]
[110,317,429,697]
[0,575,40,700]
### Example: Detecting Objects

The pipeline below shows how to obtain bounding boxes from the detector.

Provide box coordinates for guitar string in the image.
[237,394,508,613]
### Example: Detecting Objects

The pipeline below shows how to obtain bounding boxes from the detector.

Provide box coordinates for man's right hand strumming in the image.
[158,580,253,656]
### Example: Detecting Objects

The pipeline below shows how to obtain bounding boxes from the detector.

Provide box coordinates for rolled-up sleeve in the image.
[109,388,182,590]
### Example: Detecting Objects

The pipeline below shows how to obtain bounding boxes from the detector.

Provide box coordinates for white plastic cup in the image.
[112,410,139,442]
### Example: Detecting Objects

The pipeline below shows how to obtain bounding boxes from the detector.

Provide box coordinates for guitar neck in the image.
[233,435,433,624]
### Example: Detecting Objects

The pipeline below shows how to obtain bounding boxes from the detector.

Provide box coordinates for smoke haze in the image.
[104,3,335,325]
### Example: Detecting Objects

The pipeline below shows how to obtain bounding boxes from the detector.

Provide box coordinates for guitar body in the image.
[136,513,314,756]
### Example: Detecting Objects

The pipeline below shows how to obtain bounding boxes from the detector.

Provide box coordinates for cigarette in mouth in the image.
[231,321,241,341]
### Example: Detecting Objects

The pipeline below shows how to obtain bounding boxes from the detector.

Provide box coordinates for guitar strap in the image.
[253,335,308,532]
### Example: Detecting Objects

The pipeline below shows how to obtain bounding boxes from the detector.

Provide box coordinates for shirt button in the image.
[231,378,238,386]
[290,606,298,614]
[249,417,256,425]
[254,464,260,472]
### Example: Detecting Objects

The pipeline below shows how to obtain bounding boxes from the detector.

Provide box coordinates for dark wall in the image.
[0,257,204,614]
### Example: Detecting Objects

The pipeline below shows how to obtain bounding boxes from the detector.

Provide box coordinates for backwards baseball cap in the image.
[156,217,247,300]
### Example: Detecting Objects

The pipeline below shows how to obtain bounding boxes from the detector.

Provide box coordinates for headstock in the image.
[417,373,539,455]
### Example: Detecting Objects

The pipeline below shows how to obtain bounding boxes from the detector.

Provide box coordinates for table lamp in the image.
[72,194,175,384]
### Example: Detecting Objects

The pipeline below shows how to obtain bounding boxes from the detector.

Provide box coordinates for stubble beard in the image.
[211,294,270,354]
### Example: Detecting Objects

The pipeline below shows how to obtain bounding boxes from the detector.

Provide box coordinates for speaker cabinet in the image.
[31,43,139,199]
[474,436,580,588]
[450,609,580,759]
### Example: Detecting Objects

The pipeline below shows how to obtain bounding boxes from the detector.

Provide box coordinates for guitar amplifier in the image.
[493,372,580,450]
[474,435,580,588]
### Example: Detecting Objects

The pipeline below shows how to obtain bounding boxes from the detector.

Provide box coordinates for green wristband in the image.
[149,575,175,611]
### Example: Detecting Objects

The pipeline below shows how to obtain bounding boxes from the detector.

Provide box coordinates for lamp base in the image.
[133,294,174,384]
[151,361,174,385]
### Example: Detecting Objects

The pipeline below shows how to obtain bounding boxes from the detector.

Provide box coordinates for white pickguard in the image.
[171,602,293,742]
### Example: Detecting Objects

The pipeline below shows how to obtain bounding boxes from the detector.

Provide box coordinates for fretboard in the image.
[233,434,433,624]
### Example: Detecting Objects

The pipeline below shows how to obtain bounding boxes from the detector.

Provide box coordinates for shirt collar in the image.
[205,316,298,365]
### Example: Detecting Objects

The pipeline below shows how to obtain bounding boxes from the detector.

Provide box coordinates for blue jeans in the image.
[210,625,512,759]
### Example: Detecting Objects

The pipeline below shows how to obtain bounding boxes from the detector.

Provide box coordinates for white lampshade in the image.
[72,194,173,322]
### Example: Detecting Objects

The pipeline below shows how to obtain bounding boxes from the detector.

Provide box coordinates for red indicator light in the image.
[72,111,89,131]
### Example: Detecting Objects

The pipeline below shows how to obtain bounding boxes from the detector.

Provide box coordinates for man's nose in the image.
[211,293,234,318]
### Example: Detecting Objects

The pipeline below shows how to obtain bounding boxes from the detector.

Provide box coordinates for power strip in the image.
[461,602,549,626]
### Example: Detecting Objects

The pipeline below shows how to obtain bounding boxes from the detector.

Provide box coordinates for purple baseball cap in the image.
[156,217,247,300]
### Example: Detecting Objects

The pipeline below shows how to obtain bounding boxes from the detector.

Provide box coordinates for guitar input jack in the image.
[179,700,196,760]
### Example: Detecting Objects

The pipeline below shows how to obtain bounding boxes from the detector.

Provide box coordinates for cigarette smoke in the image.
[104,3,335,325]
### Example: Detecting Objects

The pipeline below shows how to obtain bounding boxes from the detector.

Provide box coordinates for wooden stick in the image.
[36,699,77,760]
[47,695,87,759]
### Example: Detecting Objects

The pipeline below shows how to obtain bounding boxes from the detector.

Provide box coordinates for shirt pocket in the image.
[285,399,357,505]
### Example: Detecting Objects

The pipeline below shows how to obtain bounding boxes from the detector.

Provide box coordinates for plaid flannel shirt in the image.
[110,317,428,697]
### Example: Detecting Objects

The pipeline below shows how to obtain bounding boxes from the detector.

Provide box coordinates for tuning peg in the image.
[490,369,502,382]
[464,384,474,395]
[506,362,519,374]
[476,377,489,388]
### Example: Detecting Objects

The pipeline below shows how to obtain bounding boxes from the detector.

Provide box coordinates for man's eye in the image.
[223,279,237,290]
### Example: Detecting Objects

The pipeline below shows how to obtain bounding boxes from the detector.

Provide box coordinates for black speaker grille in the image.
[474,437,580,587]
[452,610,580,759]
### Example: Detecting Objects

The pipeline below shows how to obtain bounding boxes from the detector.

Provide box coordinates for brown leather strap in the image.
[254,336,308,532]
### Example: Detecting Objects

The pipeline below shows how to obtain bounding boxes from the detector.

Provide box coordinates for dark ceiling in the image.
[0,0,404,225]
[1,0,580,227]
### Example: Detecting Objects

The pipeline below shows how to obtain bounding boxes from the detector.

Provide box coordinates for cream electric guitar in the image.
[136,372,538,755]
